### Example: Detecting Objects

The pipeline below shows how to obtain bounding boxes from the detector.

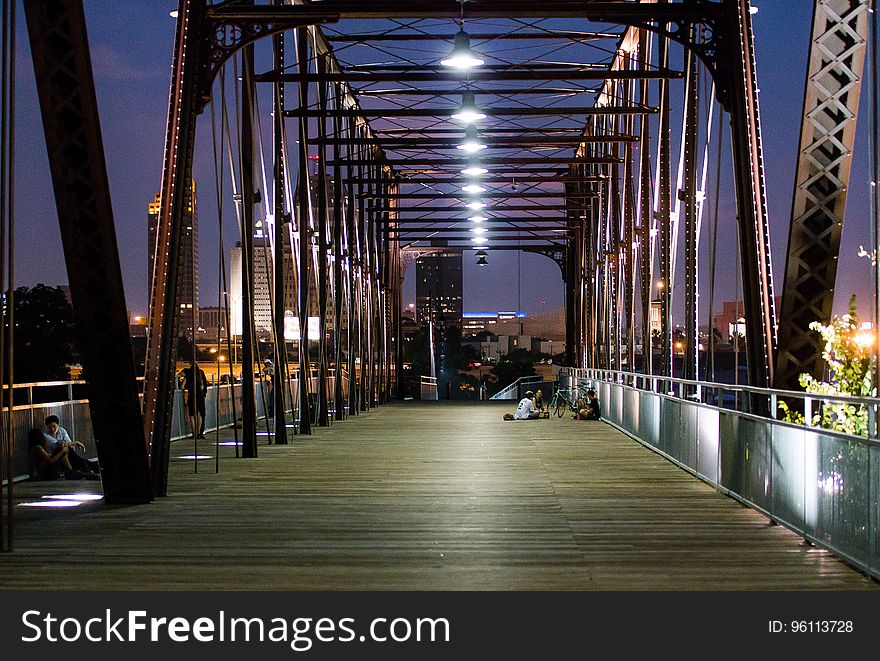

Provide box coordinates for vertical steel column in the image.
[272,13,288,445]
[332,83,346,420]
[722,0,777,389]
[240,36,258,458]
[657,30,673,379]
[346,117,360,414]
[356,139,368,412]
[296,28,312,435]
[139,0,211,497]
[622,61,637,371]
[683,40,700,382]
[638,30,654,376]
[564,175,577,367]
[316,53,331,427]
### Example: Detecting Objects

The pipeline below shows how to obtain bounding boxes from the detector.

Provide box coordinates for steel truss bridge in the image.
[3,0,875,556]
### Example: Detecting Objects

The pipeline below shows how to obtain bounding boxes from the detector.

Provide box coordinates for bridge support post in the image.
[25,0,152,503]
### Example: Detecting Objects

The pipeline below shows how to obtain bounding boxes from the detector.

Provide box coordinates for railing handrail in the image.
[489,374,544,400]
[567,367,880,408]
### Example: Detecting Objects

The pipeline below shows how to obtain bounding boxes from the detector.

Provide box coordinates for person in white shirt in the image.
[43,415,99,474]
[514,390,540,420]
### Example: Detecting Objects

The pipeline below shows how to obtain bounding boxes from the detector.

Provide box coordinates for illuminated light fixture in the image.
[470,236,488,243]
[42,494,103,502]
[177,455,213,460]
[472,244,489,250]
[218,441,243,447]
[462,183,486,194]
[749,5,759,14]
[457,126,487,153]
[440,30,485,69]
[477,255,489,267]
[468,215,487,222]
[169,9,179,18]
[461,165,488,177]
[470,227,488,234]
[466,200,486,211]
[451,91,487,124]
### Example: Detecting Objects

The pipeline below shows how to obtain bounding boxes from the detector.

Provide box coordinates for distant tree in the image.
[489,348,538,394]
[8,284,77,381]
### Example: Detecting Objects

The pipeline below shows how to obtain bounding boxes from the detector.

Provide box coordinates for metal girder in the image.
[776,0,870,390]
[349,176,607,185]
[327,31,622,42]
[311,136,639,147]
[24,0,152,504]
[355,87,600,97]
[724,0,778,390]
[257,69,683,83]
[360,193,594,200]
[375,205,587,213]
[331,157,621,166]
[388,216,567,228]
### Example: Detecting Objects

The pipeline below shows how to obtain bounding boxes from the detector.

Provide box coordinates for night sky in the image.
[8,2,877,323]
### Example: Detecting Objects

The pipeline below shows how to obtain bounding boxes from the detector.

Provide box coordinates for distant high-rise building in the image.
[415,251,463,328]
[148,180,199,337]
[229,233,307,338]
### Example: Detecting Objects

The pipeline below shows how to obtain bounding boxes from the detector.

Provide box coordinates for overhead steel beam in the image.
[360,193,595,200]
[257,69,683,83]
[348,176,607,185]
[327,31,622,42]
[374,205,587,213]
[331,157,620,166]
[386,219,569,225]
[347,63,608,73]
[288,108,651,119]
[311,135,638,147]
[355,87,600,96]
[24,0,152,504]
[210,2,720,21]
[776,0,870,390]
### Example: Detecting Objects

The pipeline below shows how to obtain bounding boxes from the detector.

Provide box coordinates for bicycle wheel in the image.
[554,395,566,418]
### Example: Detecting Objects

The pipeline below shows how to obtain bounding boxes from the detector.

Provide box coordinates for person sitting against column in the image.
[573,389,601,420]
[44,415,99,474]
[29,429,99,481]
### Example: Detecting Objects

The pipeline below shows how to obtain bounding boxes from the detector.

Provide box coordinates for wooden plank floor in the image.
[1,401,877,590]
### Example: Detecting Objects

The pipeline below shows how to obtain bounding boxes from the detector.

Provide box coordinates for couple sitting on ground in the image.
[28,415,100,481]
[504,389,549,420]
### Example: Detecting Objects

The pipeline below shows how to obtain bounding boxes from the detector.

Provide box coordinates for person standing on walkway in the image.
[179,364,208,439]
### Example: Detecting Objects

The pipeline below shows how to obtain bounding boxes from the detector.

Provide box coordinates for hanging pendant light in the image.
[457,126,487,153]
[440,30,485,69]
[468,215,487,222]
[462,183,486,194]
[451,91,487,124]
[461,161,489,177]
[466,200,486,211]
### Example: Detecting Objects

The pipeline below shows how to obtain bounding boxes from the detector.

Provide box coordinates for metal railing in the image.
[1,377,278,482]
[420,375,438,401]
[561,367,880,581]
[489,375,548,400]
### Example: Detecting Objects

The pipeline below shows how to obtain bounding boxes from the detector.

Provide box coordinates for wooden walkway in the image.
[1,401,877,590]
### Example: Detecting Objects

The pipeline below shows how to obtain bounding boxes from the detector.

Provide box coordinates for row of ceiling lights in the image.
[441,30,490,256]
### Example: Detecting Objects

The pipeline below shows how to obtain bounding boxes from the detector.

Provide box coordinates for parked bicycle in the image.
[548,386,586,418]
